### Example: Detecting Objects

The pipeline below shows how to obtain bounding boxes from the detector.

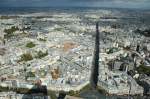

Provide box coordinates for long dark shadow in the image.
[90,22,100,89]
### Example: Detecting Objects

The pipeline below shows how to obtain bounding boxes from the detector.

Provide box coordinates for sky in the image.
[0,0,150,9]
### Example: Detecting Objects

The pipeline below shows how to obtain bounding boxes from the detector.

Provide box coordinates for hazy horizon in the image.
[0,0,150,9]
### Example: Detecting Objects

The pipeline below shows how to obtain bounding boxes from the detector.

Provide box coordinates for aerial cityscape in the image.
[0,0,150,99]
